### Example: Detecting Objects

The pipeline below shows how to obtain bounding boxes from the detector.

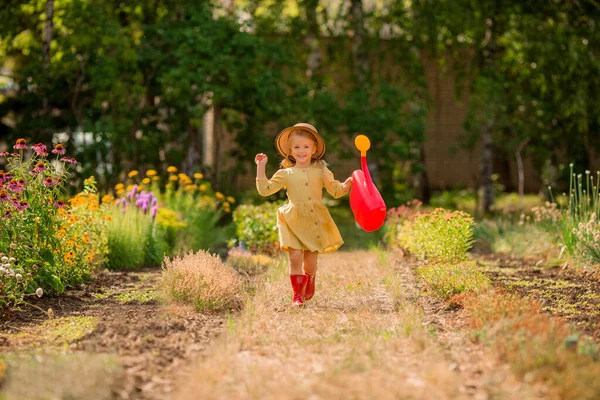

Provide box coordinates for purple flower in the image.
[32,143,48,157]
[0,171,5,184]
[7,180,24,193]
[151,205,158,219]
[60,157,77,164]
[53,200,65,208]
[13,138,27,150]
[15,201,30,211]
[52,144,65,155]
[2,210,11,219]
[32,161,47,173]
[43,177,55,187]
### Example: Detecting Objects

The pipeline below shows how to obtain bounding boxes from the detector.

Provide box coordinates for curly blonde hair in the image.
[279,129,328,169]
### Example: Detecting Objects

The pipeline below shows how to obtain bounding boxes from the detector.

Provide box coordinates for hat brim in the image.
[275,125,326,161]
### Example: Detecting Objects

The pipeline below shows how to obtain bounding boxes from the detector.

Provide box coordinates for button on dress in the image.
[256,165,348,253]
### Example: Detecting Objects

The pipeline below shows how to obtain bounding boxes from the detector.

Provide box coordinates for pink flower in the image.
[0,151,8,157]
[0,190,8,202]
[7,180,24,193]
[43,177,55,187]
[32,161,47,173]
[61,157,77,164]
[52,144,65,155]
[13,138,27,150]
[32,143,48,157]
[2,210,11,219]
[53,200,66,208]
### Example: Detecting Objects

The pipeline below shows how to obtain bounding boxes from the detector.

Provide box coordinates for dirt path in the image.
[0,268,227,399]
[1,251,554,399]
[172,250,543,399]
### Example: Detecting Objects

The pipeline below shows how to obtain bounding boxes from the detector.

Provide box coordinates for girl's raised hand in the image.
[343,176,353,192]
[255,153,268,166]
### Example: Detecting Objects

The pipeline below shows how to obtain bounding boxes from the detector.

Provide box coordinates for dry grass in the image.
[463,290,600,399]
[160,250,244,312]
[226,248,281,276]
[173,250,467,399]
[0,351,121,400]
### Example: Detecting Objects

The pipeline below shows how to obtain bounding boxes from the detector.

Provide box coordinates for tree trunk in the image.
[480,121,494,214]
[212,105,222,191]
[515,137,530,211]
[183,123,202,176]
[350,0,368,86]
[302,0,322,79]
[42,0,54,112]
[415,143,431,204]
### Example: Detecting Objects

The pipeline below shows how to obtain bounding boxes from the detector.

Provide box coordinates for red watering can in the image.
[349,135,387,232]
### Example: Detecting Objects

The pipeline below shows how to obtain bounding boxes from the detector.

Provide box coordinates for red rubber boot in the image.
[304,273,316,301]
[290,275,309,306]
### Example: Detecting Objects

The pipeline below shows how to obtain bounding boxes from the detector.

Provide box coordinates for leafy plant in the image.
[231,202,282,254]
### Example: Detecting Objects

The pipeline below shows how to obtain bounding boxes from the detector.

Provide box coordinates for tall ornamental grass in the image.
[105,185,164,269]
[160,250,243,312]
[555,164,600,266]
[114,167,233,255]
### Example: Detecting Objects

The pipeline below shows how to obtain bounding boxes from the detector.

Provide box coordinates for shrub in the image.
[417,260,490,300]
[399,208,474,262]
[160,250,243,312]
[226,247,280,276]
[232,202,282,254]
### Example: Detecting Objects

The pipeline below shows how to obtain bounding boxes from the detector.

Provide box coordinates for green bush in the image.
[399,208,474,262]
[232,202,282,254]
[417,260,490,300]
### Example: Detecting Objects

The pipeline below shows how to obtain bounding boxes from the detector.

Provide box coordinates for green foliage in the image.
[399,208,475,262]
[232,201,282,254]
[417,261,490,300]
[0,141,78,313]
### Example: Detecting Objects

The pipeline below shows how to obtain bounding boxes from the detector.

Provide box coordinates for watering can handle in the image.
[355,135,374,193]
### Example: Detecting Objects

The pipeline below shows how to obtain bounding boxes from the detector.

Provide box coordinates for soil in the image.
[474,253,600,340]
[0,267,227,399]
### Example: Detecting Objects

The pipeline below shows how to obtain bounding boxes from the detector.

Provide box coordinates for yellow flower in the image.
[227,196,236,204]
[146,169,157,177]
[142,178,151,184]
[115,183,125,190]
[128,170,139,178]
[194,173,204,179]
[178,173,189,180]
[116,188,125,196]
[126,184,134,191]
[152,176,160,181]
[185,184,197,191]
[215,192,225,200]
[102,194,114,204]
[199,184,207,191]
[169,175,178,181]
[166,183,172,189]
[223,201,230,208]
[167,166,178,173]
[138,186,144,192]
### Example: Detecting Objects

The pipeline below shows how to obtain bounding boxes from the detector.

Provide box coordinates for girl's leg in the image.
[302,250,318,276]
[289,249,308,305]
[303,250,318,300]
[288,249,303,275]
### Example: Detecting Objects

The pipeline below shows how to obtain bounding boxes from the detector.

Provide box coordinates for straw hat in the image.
[275,123,326,160]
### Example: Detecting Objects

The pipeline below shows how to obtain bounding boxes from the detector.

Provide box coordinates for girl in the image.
[255,122,353,306]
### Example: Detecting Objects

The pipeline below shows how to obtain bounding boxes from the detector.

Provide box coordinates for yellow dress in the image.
[256,165,348,253]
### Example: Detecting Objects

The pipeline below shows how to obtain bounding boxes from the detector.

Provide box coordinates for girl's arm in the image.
[255,153,286,196]
[323,167,353,199]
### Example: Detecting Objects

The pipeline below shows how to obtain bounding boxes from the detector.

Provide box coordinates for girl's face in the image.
[289,134,317,167]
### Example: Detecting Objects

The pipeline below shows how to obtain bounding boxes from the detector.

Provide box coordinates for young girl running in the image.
[255,122,353,306]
